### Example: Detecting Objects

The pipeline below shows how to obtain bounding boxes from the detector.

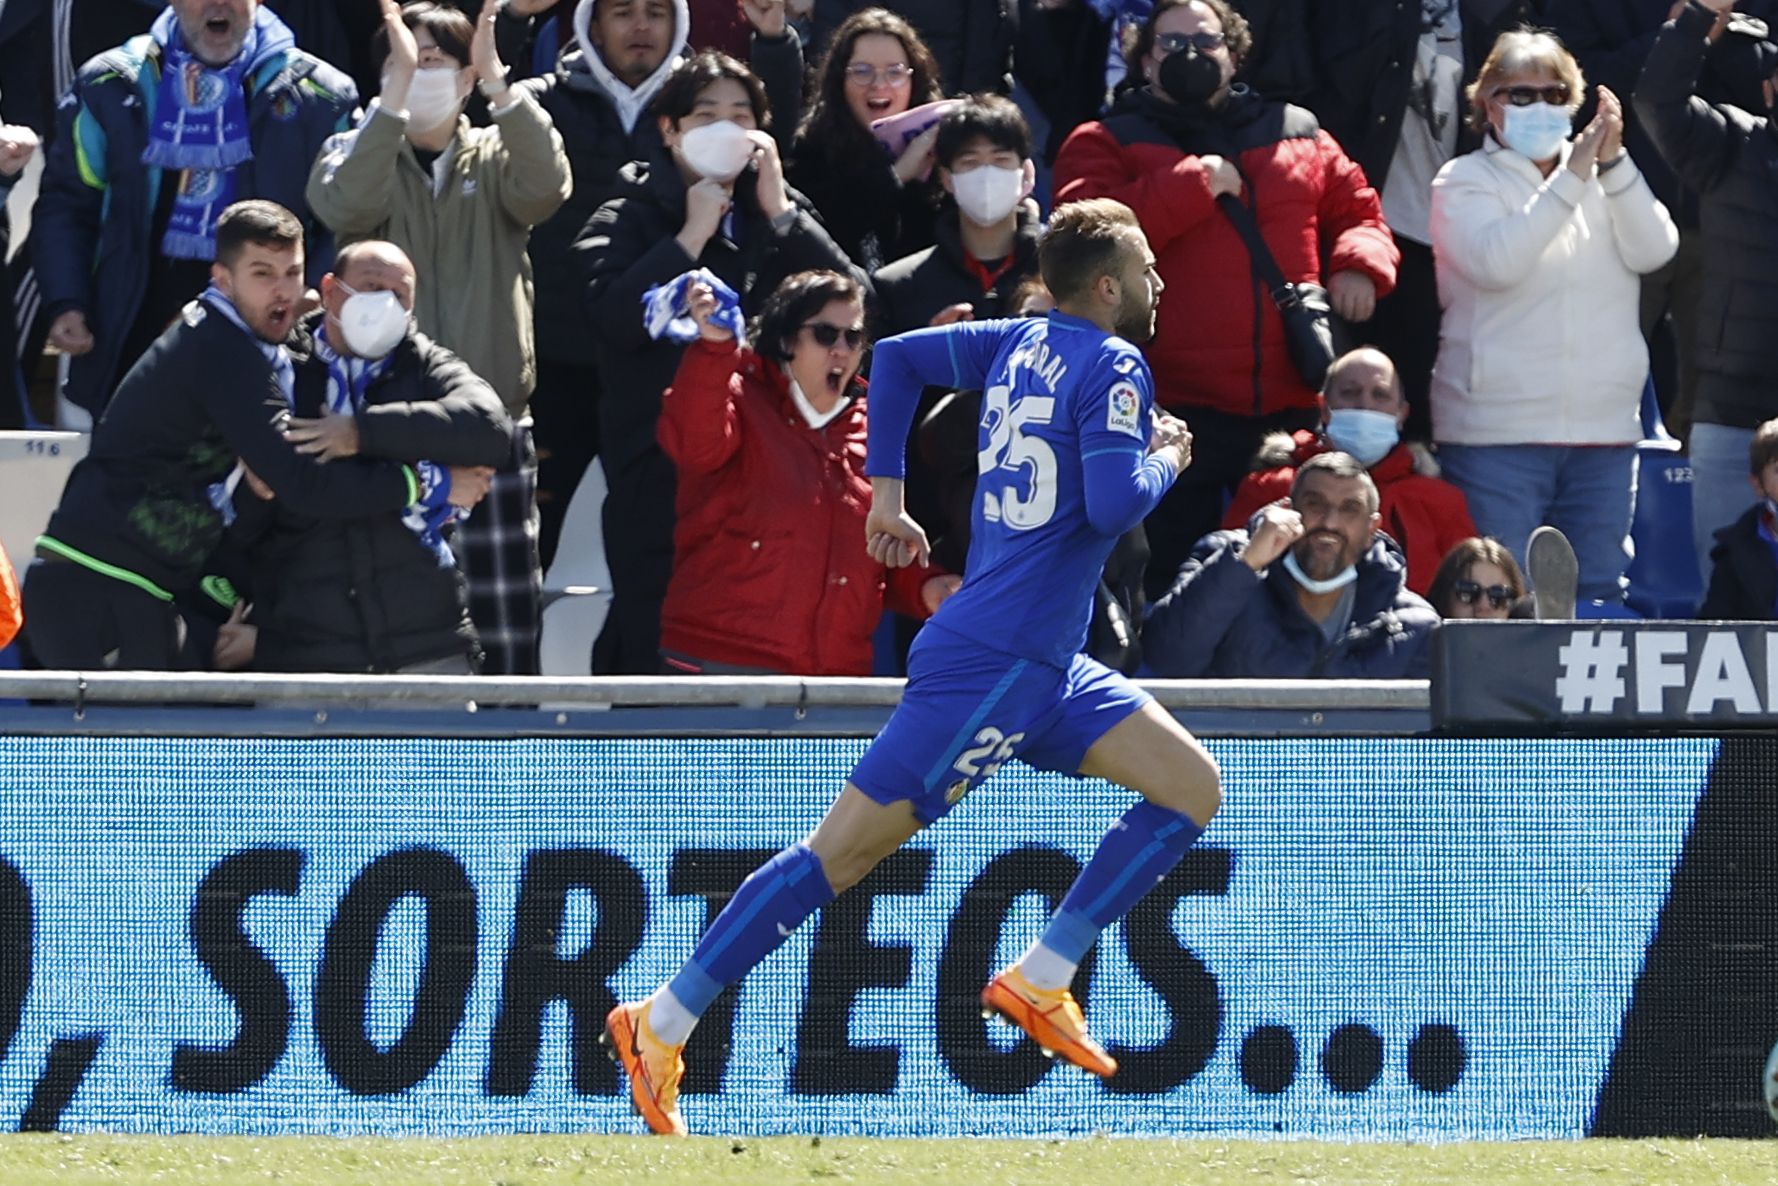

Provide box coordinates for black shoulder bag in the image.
[1215,192,1339,390]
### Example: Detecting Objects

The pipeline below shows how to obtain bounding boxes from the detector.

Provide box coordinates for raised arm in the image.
[863,321,1018,480]
[305,113,404,238]
[1631,0,1743,195]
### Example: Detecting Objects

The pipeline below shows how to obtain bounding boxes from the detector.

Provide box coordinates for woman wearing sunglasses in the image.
[1428,29,1677,607]
[655,269,959,675]
[1426,536,1527,621]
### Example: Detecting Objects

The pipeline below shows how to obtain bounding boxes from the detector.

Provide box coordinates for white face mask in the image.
[1324,408,1400,467]
[951,163,1026,227]
[405,66,465,133]
[1499,102,1572,162]
[678,120,755,182]
[1282,548,1358,594]
[334,281,410,359]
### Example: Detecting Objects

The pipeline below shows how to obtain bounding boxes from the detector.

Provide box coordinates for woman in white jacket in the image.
[1429,29,1677,606]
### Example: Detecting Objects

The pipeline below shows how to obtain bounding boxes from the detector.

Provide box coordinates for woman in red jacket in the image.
[657,269,959,674]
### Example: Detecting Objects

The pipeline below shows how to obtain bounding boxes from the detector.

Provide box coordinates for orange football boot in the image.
[980,966,1118,1078]
[601,999,688,1136]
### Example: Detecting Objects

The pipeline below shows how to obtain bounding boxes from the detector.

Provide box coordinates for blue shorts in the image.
[849,627,1152,825]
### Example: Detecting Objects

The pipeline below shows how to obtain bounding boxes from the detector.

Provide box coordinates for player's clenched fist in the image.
[1149,411,1192,473]
[864,505,931,569]
[1241,498,1304,572]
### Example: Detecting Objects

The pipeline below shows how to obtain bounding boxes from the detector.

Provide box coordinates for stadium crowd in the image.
[2,0,1777,679]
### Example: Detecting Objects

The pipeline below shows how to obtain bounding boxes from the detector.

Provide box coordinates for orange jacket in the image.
[0,542,20,651]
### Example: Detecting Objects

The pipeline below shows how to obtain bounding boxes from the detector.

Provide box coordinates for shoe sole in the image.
[1527,526,1579,620]
[600,1005,687,1136]
[979,979,1118,1078]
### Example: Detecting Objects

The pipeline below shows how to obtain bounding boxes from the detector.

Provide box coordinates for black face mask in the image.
[1157,47,1222,106]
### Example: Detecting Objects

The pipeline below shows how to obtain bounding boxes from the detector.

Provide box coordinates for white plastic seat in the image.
[538,456,613,676]
[0,430,88,570]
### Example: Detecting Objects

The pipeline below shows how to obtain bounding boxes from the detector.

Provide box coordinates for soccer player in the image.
[604,198,1221,1135]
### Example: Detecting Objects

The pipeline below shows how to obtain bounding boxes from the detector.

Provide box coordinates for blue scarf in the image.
[144,6,295,259]
[314,324,460,567]
[642,268,746,345]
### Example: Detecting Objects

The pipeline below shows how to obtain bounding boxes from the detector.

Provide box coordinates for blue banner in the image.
[0,736,1728,1139]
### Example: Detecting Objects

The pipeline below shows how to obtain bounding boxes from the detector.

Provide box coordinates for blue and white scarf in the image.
[314,324,461,567]
[642,268,746,345]
[202,282,294,526]
[143,6,296,259]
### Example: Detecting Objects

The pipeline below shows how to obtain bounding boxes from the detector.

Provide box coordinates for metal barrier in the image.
[0,672,1432,738]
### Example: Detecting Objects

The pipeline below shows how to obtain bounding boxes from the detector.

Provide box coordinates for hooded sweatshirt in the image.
[515,0,805,365]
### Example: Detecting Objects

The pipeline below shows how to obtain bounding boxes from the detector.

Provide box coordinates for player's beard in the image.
[1114,288,1156,343]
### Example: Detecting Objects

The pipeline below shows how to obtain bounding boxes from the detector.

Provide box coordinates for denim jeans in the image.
[1686,422,1756,586]
[1437,443,1637,604]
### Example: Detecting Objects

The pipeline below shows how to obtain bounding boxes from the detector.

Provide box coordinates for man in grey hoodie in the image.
[504,0,804,570]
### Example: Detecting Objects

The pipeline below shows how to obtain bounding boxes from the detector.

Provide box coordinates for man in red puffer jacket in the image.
[1053,0,1397,599]
[1219,348,1476,598]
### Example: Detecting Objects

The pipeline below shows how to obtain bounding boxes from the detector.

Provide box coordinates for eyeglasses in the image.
[844,63,912,88]
[1492,83,1572,107]
[802,322,867,350]
[1453,580,1515,609]
[1154,30,1226,55]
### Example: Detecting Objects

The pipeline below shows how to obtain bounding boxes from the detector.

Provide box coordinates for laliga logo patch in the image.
[944,778,971,806]
[1107,382,1142,437]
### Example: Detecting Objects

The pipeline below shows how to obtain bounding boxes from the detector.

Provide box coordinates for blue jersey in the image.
[866,312,1176,669]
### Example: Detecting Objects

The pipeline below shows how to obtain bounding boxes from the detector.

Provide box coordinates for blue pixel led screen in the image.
[0,736,1727,1139]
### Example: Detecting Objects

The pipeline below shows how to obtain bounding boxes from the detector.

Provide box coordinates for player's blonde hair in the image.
[1039,200,1144,304]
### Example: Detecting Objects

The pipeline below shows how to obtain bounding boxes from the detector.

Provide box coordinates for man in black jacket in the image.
[22,201,427,670]
[226,240,512,673]
[504,0,804,569]
[32,0,356,419]
[1551,0,1776,444]
[1634,0,1778,587]
[574,51,862,673]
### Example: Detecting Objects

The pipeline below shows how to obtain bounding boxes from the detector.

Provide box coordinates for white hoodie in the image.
[571,0,691,134]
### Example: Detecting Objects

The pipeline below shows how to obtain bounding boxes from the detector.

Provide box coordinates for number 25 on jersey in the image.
[978,384,1057,531]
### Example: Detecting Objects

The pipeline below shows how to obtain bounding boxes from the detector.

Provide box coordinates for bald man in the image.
[1218,347,1476,596]
[221,239,516,673]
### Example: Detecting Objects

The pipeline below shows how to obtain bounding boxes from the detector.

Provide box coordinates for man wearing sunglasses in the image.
[1053,0,1397,607]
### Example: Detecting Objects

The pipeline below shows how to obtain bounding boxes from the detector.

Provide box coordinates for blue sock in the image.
[664,842,835,1020]
[1036,801,1203,971]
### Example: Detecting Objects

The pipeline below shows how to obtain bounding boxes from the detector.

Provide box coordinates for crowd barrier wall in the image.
[0,678,1770,1141]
